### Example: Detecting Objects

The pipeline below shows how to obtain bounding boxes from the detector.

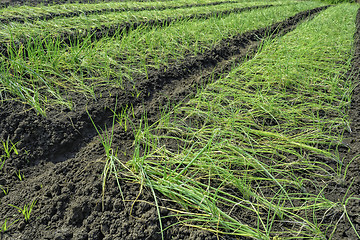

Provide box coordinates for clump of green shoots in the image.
[0,137,18,170]
[1,137,18,159]
[87,103,137,211]
[15,170,24,181]
[0,185,8,196]
[9,199,37,223]
[0,219,18,232]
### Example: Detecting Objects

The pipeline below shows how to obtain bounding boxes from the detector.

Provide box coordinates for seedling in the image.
[1,137,18,159]
[15,170,24,181]
[0,219,18,232]
[0,138,19,171]
[88,101,131,211]
[0,156,5,171]
[114,105,129,131]
[9,199,37,223]
[0,185,8,195]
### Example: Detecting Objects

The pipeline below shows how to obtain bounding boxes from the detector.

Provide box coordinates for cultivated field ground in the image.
[0,0,360,239]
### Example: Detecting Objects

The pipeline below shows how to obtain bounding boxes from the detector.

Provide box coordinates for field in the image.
[0,0,360,239]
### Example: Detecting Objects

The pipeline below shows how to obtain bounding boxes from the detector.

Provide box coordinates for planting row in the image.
[118,3,357,239]
[0,1,284,45]
[0,0,240,23]
[0,0,179,9]
[0,2,327,116]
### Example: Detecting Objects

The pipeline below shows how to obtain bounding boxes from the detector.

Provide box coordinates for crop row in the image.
[0,2,327,116]
[119,4,358,239]
[0,1,284,45]
[0,0,239,24]
[0,0,178,9]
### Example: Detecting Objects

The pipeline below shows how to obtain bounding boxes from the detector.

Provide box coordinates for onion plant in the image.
[0,0,265,22]
[113,4,358,239]
[0,1,287,44]
[0,1,325,115]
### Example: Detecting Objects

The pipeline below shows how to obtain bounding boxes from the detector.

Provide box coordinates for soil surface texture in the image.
[335,8,360,240]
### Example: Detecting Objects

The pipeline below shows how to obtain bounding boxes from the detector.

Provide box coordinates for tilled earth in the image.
[0,5,359,240]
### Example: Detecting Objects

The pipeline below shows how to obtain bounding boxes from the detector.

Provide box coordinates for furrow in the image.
[336,8,360,240]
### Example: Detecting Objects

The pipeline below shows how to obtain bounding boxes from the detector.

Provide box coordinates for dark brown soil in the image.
[3,5,360,240]
[333,8,360,240]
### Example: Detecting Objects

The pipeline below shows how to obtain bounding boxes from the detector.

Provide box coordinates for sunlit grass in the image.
[0,2,325,115]
[0,1,288,43]
[0,0,293,21]
[111,4,358,239]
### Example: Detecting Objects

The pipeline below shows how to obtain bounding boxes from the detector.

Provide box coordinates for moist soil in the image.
[1,5,359,240]
[335,8,360,240]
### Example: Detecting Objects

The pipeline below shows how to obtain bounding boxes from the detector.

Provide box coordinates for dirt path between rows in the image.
[3,6,358,240]
[334,8,360,240]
